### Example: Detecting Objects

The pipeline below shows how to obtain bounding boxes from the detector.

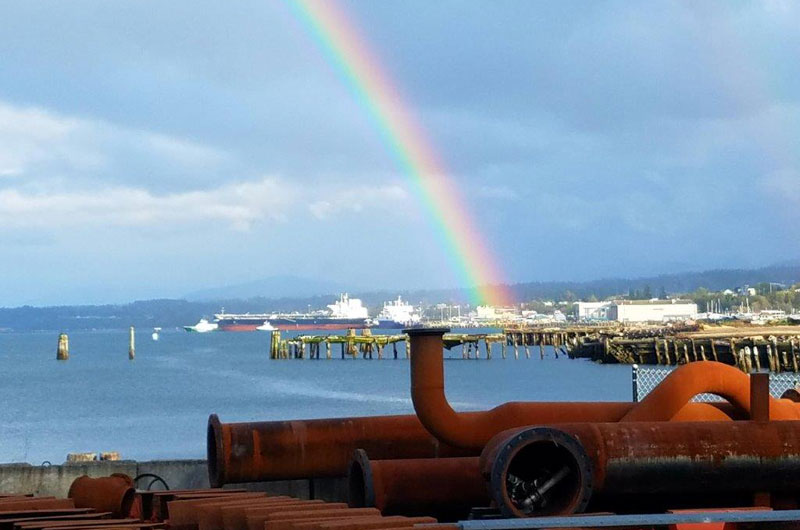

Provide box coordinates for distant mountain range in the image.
[1,262,798,331]
[505,261,800,302]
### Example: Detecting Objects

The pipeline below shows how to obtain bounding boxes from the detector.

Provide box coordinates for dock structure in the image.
[604,327,800,373]
[268,324,800,371]
[507,324,800,373]
[270,329,408,360]
[269,329,506,360]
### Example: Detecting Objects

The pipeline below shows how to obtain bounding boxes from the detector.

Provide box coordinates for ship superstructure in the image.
[375,296,421,329]
[213,294,370,331]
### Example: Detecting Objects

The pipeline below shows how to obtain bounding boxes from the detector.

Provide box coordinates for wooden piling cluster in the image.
[507,324,800,373]
[443,333,506,358]
[501,324,655,362]
[604,328,800,373]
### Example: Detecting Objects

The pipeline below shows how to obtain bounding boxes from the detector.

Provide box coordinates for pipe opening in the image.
[347,449,374,508]
[491,428,592,518]
[119,487,135,518]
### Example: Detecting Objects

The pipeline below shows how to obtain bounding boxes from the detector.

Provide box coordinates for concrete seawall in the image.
[0,459,347,501]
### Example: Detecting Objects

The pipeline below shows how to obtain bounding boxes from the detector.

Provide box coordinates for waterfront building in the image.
[608,299,698,323]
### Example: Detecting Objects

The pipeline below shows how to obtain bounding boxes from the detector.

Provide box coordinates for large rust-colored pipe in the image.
[482,421,800,518]
[67,474,135,518]
[208,413,473,485]
[621,360,800,422]
[409,328,637,450]
[347,449,487,521]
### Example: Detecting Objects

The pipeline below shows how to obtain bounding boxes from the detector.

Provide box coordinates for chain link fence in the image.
[633,365,800,402]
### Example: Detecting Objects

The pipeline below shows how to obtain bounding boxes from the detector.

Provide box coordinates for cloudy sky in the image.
[0,1,798,305]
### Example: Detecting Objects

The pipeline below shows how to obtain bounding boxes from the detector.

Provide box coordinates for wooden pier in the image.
[269,324,800,372]
[507,324,800,373]
[270,329,506,359]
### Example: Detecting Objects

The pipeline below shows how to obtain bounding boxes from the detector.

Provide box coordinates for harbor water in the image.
[0,329,632,464]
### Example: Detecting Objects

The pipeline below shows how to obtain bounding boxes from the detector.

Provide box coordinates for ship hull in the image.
[269,318,369,331]
[374,320,406,329]
[218,323,262,332]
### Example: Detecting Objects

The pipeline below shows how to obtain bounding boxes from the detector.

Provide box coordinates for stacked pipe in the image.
[68,474,135,518]
[0,477,162,530]
[208,327,800,522]
[0,487,449,530]
[156,489,449,530]
[405,328,800,519]
[208,327,641,487]
[347,449,487,521]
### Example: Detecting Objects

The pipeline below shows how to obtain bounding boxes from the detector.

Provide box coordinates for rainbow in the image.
[285,0,513,306]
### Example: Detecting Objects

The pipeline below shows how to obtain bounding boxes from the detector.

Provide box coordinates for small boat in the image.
[184,318,219,333]
[256,321,276,331]
[152,327,161,341]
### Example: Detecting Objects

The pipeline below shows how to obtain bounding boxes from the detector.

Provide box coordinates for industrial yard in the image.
[3,329,800,530]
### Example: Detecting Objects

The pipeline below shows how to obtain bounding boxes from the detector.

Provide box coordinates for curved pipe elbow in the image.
[408,328,633,450]
[409,328,483,448]
[623,360,800,422]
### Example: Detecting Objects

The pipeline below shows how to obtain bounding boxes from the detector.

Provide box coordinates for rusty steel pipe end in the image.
[404,327,451,336]
[348,449,375,509]
[208,413,225,487]
[67,474,135,518]
[487,427,593,518]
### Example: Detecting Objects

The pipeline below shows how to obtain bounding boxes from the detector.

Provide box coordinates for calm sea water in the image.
[0,328,632,464]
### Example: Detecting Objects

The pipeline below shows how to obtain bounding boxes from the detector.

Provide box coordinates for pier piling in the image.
[128,326,135,360]
[56,333,69,361]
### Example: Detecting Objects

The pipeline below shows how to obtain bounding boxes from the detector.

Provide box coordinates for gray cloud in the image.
[0,1,798,304]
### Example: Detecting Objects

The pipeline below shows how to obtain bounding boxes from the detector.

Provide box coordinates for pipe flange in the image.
[207,414,225,487]
[348,448,375,508]
[489,426,593,518]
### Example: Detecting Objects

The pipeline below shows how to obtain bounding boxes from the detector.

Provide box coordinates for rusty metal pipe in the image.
[208,413,472,485]
[621,361,800,422]
[409,328,641,450]
[67,474,135,518]
[347,449,487,521]
[482,421,800,518]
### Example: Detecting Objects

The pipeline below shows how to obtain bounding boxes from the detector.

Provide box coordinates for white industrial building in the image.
[575,299,698,322]
[607,299,698,323]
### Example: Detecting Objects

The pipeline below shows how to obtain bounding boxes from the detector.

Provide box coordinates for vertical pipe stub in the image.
[750,372,770,422]
[405,327,449,358]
